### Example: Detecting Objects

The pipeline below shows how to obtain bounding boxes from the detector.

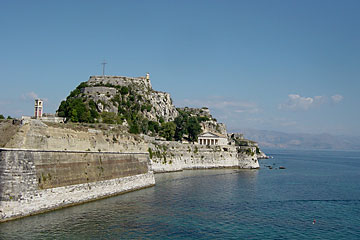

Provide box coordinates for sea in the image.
[1,149,359,239]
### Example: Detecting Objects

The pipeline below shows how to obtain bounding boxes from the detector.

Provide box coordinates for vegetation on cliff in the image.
[57,81,156,134]
[57,77,223,143]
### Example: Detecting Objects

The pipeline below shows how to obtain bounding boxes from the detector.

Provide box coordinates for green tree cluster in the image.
[159,122,176,141]
[0,114,4,119]
[171,109,202,142]
[58,98,97,123]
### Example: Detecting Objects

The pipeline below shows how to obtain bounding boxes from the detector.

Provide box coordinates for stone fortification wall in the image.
[0,148,155,222]
[82,86,117,96]
[5,120,149,153]
[88,75,152,91]
[5,121,259,174]
[0,120,20,148]
[148,141,259,173]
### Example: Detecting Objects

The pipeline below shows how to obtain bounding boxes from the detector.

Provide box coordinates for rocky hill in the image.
[57,74,226,141]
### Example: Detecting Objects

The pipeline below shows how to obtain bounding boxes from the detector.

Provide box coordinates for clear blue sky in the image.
[1,0,359,136]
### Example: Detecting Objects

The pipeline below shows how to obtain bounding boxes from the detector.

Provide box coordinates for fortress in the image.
[87,74,152,90]
[0,73,264,222]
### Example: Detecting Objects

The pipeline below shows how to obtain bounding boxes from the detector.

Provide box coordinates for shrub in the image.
[76,82,88,89]
[148,148,153,159]
[129,123,140,134]
[120,86,129,95]
[101,112,122,124]
[148,121,160,133]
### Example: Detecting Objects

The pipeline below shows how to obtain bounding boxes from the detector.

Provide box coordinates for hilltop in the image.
[56,74,226,142]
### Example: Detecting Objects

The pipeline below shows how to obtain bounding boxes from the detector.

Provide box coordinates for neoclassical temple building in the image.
[198,132,228,146]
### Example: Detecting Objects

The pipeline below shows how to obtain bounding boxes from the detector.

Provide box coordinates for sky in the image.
[1,0,359,136]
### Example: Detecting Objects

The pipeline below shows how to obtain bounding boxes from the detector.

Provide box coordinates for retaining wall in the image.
[0,148,155,222]
[149,141,259,173]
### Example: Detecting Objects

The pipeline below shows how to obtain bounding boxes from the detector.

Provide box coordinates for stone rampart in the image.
[148,141,259,173]
[0,148,155,222]
[87,75,152,90]
[82,86,117,96]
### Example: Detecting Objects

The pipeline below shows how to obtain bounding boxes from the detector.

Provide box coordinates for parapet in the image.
[87,75,152,90]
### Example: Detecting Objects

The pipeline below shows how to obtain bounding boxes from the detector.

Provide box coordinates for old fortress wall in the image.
[0,148,155,222]
[148,141,259,173]
[0,119,260,222]
[88,75,152,90]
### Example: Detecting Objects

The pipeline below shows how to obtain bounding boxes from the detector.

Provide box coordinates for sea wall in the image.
[0,148,155,222]
[148,141,259,173]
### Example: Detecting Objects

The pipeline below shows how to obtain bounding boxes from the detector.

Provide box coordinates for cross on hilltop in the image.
[101,60,107,80]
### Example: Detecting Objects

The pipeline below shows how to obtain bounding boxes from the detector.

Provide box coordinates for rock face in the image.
[82,75,178,122]
[81,86,118,113]
[147,91,178,122]
[201,121,227,135]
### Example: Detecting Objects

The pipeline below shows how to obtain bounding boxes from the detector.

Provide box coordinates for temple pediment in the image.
[198,132,226,138]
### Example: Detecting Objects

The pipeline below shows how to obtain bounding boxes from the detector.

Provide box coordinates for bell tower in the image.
[34,99,43,118]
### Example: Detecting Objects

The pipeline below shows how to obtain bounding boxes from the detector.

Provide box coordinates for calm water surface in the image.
[1,149,360,239]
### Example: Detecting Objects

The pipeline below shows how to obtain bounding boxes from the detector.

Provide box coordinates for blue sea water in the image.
[1,149,360,239]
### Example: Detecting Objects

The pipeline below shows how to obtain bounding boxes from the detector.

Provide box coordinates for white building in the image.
[198,132,228,146]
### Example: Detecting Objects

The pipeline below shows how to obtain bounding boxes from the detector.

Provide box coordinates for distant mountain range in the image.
[230,129,360,150]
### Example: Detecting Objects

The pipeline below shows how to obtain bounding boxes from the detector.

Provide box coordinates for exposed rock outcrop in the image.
[82,75,178,122]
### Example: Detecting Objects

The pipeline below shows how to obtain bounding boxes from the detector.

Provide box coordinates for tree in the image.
[160,122,176,141]
[57,101,67,117]
[57,97,94,123]
[173,109,202,142]
[148,121,160,133]
[187,117,202,142]
[0,114,4,119]
[129,122,140,134]
[174,112,188,141]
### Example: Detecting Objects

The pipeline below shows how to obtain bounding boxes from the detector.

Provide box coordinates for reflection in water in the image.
[1,169,258,239]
